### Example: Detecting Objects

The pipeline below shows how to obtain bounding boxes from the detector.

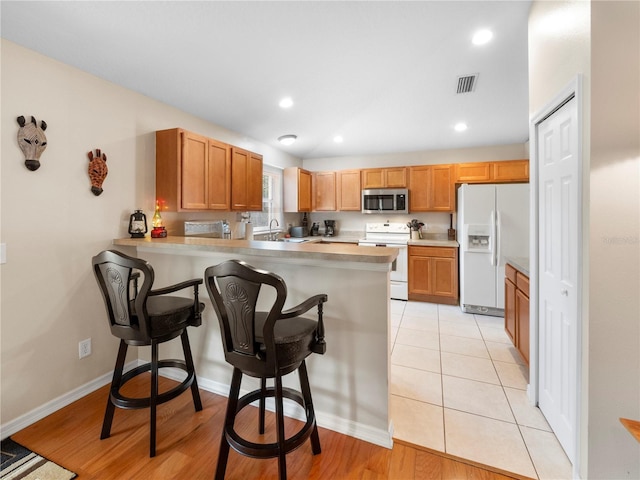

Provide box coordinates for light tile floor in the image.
[390,300,573,480]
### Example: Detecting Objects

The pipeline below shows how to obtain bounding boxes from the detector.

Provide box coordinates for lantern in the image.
[128,209,147,238]
[150,201,167,238]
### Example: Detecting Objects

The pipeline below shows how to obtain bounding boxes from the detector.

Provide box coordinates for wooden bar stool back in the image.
[92,249,204,457]
[204,259,327,480]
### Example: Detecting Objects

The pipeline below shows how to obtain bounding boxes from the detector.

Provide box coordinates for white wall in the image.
[529,1,640,478]
[0,39,300,426]
[528,2,591,476]
[589,1,639,478]
[302,143,528,172]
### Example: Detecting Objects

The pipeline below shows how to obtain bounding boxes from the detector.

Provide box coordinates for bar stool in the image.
[204,259,327,480]
[92,249,204,457]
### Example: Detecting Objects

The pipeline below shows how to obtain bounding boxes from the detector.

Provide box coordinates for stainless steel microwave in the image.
[362,188,409,214]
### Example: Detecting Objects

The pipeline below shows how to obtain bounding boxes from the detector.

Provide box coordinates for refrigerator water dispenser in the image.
[464,224,492,252]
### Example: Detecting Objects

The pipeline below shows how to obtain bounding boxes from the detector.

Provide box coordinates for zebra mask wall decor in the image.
[17,115,48,171]
[88,149,108,196]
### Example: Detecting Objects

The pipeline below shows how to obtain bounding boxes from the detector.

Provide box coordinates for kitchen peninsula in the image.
[112,236,398,448]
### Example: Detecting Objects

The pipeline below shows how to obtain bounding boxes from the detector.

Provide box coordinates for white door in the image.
[537,96,579,463]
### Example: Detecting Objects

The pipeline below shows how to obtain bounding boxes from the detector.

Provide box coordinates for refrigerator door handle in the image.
[495,210,501,267]
[490,210,497,266]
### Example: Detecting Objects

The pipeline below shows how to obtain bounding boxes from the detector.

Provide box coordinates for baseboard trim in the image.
[165,369,394,449]
[2,363,393,450]
[0,360,140,440]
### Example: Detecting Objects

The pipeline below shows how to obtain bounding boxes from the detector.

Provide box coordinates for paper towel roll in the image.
[245,222,253,240]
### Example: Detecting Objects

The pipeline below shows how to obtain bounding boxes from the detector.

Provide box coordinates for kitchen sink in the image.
[274,238,309,243]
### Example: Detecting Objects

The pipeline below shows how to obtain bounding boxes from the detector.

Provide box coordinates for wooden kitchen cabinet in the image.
[408,164,454,212]
[231,147,263,211]
[156,128,231,211]
[516,285,530,364]
[337,169,361,211]
[504,265,517,344]
[492,160,530,182]
[283,167,312,212]
[312,171,337,211]
[504,263,530,365]
[456,160,529,184]
[408,246,458,304]
[361,167,407,189]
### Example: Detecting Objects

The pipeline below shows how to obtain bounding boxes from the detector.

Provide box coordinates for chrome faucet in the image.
[269,219,279,241]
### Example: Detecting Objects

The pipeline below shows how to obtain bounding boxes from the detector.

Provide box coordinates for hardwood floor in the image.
[11,375,528,479]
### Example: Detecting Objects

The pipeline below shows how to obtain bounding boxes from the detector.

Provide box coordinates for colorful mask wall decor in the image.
[17,116,48,171]
[88,149,108,196]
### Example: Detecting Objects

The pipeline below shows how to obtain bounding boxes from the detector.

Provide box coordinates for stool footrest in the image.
[225,386,317,459]
[110,360,195,409]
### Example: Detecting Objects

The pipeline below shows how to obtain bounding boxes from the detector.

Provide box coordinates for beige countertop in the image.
[318,232,459,248]
[506,257,529,276]
[113,236,398,264]
[408,238,459,248]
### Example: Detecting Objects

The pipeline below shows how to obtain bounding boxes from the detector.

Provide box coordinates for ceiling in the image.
[1,1,531,160]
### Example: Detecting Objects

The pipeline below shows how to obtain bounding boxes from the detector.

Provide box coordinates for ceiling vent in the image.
[456,74,478,94]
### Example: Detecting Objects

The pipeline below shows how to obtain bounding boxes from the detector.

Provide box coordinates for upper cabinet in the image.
[156,128,231,211]
[283,167,312,212]
[361,167,407,189]
[282,160,527,215]
[312,171,337,211]
[408,164,454,212]
[456,160,529,184]
[284,168,360,212]
[337,169,361,211]
[231,147,263,211]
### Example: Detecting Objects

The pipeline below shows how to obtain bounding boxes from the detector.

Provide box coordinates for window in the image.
[250,165,283,232]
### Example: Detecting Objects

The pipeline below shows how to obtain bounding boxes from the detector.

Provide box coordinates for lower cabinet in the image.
[408,246,458,305]
[504,263,530,365]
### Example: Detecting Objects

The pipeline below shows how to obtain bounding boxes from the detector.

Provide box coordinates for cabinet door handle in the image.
[561,289,568,296]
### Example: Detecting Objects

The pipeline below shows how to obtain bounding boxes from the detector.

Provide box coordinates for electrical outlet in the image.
[79,338,92,359]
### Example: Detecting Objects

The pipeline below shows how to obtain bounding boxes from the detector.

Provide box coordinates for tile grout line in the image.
[437,304,448,455]
[474,311,542,480]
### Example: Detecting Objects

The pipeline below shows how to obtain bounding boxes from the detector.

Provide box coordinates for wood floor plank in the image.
[11,376,524,479]
[388,443,416,479]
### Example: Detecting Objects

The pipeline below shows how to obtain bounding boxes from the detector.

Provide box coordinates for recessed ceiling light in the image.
[278,134,297,145]
[333,135,343,143]
[454,123,468,132]
[279,97,294,109]
[472,29,493,45]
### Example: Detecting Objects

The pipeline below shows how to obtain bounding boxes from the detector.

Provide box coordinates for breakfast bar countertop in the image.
[113,235,399,264]
[112,233,396,448]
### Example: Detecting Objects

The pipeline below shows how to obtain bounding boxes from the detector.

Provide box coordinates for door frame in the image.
[529,75,584,471]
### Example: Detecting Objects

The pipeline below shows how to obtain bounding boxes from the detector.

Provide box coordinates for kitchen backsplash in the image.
[306,211,452,234]
[155,210,452,237]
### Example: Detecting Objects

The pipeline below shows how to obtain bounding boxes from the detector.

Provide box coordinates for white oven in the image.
[358,223,409,300]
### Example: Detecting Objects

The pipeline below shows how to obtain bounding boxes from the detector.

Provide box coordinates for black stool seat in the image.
[92,249,204,457]
[255,312,318,373]
[205,260,327,480]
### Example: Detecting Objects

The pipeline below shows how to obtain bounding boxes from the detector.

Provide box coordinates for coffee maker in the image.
[324,220,337,237]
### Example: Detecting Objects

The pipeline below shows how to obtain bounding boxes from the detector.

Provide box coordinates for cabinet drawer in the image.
[409,246,456,258]
[516,272,529,296]
[505,263,518,284]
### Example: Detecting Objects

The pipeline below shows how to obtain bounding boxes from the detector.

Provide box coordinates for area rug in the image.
[0,438,76,480]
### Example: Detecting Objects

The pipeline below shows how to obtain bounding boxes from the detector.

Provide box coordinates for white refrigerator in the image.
[457,183,529,316]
